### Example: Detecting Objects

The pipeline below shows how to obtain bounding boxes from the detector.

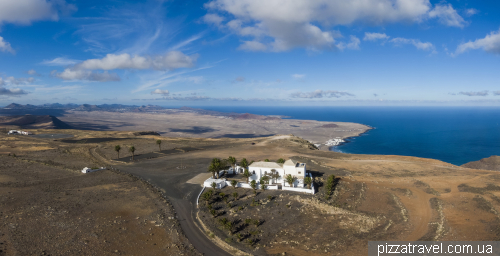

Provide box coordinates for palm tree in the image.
[261,175,270,184]
[232,192,238,200]
[230,179,238,188]
[250,180,257,192]
[270,169,280,184]
[242,169,252,183]
[240,158,249,169]
[208,158,225,179]
[114,145,121,159]
[285,174,297,187]
[228,156,237,171]
[211,182,217,190]
[304,176,313,189]
[129,146,136,161]
[156,139,162,151]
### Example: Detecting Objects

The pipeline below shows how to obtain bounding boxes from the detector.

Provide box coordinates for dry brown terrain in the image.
[57,110,370,150]
[1,125,500,256]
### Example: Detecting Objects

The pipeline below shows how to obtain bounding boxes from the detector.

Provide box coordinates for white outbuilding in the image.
[203,177,227,189]
[81,167,106,173]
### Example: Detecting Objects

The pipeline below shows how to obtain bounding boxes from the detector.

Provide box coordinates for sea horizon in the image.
[189,105,500,166]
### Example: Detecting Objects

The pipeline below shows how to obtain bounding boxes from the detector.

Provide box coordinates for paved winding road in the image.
[115,155,231,256]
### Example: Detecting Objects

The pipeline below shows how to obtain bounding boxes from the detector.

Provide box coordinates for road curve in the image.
[115,159,231,256]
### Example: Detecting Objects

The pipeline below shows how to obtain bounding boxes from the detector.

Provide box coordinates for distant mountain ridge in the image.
[0,115,72,129]
[2,103,282,120]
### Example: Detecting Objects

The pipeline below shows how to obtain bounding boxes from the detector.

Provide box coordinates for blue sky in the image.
[1,0,500,106]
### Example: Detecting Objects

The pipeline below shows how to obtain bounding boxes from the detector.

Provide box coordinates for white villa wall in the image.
[203,178,227,189]
[282,186,314,194]
[248,166,285,184]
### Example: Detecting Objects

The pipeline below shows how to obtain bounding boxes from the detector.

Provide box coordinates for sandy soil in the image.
[2,127,500,256]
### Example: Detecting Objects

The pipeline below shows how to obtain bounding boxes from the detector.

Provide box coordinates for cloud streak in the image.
[458,91,489,96]
[290,90,354,99]
[455,28,500,55]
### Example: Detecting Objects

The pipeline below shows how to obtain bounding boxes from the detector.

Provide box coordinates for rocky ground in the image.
[0,133,198,256]
[2,126,500,256]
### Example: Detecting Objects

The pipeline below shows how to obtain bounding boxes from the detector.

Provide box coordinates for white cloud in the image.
[455,29,500,55]
[27,69,41,76]
[390,37,435,52]
[75,52,198,71]
[51,51,198,82]
[205,0,464,51]
[151,89,169,96]
[458,91,489,96]
[0,87,29,96]
[0,0,76,25]
[237,40,267,51]
[428,4,466,28]
[52,69,120,82]
[5,76,35,85]
[337,35,360,50]
[203,13,224,26]
[292,74,305,79]
[0,36,14,54]
[290,90,354,99]
[465,8,478,17]
[41,57,80,66]
[364,32,390,41]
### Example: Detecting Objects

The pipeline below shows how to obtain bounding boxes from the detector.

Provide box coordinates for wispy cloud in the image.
[390,37,436,53]
[41,57,80,66]
[151,89,169,96]
[133,66,212,93]
[458,91,489,96]
[364,32,389,41]
[0,36,15,54]
[290,90,354,99]
[455,28,500,56]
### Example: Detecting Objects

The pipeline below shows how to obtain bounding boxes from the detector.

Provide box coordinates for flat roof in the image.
[249,161,283,169]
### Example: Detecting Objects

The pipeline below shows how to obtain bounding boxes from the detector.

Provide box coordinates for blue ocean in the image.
[194,106,500,166]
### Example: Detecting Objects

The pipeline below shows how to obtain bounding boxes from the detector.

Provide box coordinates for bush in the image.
[253,219,260,227]
[324,174,336,200]
[245,239,254,246]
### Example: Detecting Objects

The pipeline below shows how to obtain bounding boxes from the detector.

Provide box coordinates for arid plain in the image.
[1,111,500,256]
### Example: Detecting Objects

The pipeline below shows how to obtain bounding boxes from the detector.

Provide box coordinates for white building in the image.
[248,159,306,187]
[203,177,227,189]
[81,167,106,173]
[7,130,32,135]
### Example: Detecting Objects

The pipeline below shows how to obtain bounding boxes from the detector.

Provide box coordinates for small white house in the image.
[81,167,106,173]
[248,159,306,187]
[203,177,227,189]
[7,130,32,135]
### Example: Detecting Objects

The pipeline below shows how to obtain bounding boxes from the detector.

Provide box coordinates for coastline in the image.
[325,125,374,152]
